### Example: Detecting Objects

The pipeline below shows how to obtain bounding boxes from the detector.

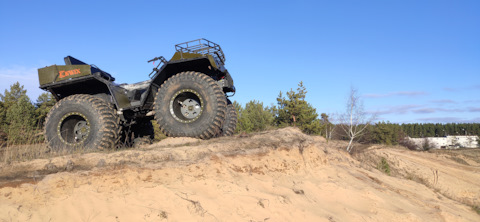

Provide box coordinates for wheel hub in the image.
[57,112,90,145]
[170,89,204,123]
[73,120,90,141]
[180,99,201,119]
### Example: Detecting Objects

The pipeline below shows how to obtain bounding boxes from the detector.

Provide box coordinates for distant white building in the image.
[409,135,479,149]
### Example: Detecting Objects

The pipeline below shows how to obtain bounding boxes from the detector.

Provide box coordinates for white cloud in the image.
[442,85,480,92]
[431,99,457,104]
[416,117,480,123]
[372,104,422,115]
[471,85,480,90]
[363,91,428,98]
[0,66,44,100]
[468,107,480,112]
[442,87,458,92]
[416,117,465,123]
[412,108,436,114]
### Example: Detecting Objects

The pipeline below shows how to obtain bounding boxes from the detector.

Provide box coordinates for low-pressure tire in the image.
[44,94,120,152]
[154,71,227,139]
[219,99,237,137]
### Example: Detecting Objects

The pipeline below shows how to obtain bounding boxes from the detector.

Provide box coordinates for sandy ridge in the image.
[1,127,479,221]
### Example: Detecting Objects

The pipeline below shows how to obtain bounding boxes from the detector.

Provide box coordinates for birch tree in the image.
[338,87,375,153]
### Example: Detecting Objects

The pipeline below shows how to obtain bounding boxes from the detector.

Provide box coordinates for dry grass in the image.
[404,172,430,187]
[0,143,49,164]
[0,128,49,164]
[0,141,116,165]
[430,148,480,164]
[449,156,470,165]
[0,128,67,164]
[352,145,480,215]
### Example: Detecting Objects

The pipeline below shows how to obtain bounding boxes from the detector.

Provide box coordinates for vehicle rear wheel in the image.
[154,71,227,139]
[219,99,237,136]
[44,94,120,152]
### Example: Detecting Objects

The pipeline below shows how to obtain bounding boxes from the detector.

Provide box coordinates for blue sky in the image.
[1,0,479,123]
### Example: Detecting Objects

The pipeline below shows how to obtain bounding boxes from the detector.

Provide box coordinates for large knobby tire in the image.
[219,99,237,137]
[44,94,120,152]
[154,71,227,139]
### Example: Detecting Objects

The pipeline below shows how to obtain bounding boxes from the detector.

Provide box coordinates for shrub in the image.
[472,205,480,215]
[236,100,275,133]
[422,138,432,151]
[399,138,418,150]
[377,157,391,175]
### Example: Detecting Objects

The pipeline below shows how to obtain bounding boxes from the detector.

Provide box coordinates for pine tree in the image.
[368,121,400,145]
[0,101,6,146]
[236,100,274,133]
[0,82,27,108]
[1,82,28,129]
[0,82,37,144]
[0,101,5,129]
[274,82,322,134]
[35,92,56,127]
[5,95,36,144]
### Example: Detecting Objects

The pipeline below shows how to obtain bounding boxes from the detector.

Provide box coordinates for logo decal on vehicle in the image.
[59,69,81,78]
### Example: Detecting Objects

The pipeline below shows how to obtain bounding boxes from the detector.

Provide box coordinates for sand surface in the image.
[0,127,479,221]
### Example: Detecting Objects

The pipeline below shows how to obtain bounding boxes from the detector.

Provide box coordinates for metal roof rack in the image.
[175,38,225,66]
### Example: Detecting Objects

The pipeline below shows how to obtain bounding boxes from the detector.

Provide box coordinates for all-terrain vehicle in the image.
[38,39,237,151]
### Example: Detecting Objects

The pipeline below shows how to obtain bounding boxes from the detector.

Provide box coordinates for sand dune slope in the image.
[0,128,479,221]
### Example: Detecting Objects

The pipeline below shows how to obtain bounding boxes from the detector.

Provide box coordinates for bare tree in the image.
[338,87,375,153]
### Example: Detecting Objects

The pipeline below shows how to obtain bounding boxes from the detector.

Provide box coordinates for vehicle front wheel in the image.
[154,71,227,139]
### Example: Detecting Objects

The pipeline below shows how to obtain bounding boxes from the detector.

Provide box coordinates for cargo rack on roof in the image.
[175,38,226,66]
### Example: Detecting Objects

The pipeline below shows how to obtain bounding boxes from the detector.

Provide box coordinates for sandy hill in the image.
[0,127,479,221]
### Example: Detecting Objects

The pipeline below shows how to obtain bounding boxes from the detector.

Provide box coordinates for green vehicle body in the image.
[38,39,235,121]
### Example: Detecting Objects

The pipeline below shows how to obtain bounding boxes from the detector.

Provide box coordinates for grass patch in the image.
[0,143,49,164]
[0,141,114,164]
[472,205,480,215]
[449,156,470,165]
[377,157,391,175]
[430,148,480,164]
[405,172,429,186]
